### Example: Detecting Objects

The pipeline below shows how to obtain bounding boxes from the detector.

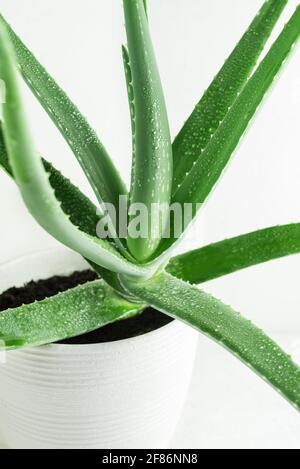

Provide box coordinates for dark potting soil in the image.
[0,270,172,344]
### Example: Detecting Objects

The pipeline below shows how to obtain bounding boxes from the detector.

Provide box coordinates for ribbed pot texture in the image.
[0,248,198,449]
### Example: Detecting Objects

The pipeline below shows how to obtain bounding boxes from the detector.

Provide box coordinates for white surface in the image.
[0,0,299,449]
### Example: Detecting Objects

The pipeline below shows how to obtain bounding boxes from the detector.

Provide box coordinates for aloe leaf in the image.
[174,7,300,207]
[122,45,136,192]
[172,0,287,192]
[167,224,300,284]
[122,272,300,411]
[143,0,148,18]
[152,6,300,258]
[0,16,131,258]
[0,280,143,349]
[124,0,173,262]
[0,124,11,175]
[0,125,134,293]
[0,15,127,216]
[0,334,26,350]
[0,24,152,279]
[121,1,148,148]
[0,131,99,236]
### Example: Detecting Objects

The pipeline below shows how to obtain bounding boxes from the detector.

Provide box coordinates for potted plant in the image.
[0,0,299,449]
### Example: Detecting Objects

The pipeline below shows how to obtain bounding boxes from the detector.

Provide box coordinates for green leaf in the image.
[38,161,133,291]
[0,123,128,292]
[0,140,100,238]
[1,15,127,230]
[0,280,143,349]
[172,0,288,192]
[0,123,11,175]
[167,224,300,284]
[124,0,173,262]
[0,334,26,350]
[143,0,148,18]
[0,122,99,236]
[122,45,136,193]
[0,22,153,279]
[122,272,300,411]
[173,7,300,207]
[155,6,300,259]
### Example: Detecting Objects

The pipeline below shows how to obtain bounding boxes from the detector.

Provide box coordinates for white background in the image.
[0,0,299,448]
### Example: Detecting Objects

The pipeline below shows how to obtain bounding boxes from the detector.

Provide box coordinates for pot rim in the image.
[0,247,179,351]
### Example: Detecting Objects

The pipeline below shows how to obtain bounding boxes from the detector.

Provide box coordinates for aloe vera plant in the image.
[0,0,300,413]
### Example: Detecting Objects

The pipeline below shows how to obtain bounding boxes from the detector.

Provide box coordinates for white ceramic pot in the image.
[0,248,198,449]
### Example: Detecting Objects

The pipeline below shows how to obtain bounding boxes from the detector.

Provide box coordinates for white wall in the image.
[0,0,299,331]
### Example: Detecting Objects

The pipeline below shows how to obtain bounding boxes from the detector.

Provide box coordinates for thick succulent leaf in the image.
[122,272,300,411]
[155,6,300,258]
[0,128,99,234]
[122,0,148,152]
[167,224,300,284]
[143,0,148,17]
[0,24,152,279]
[0,280,143,349]
[172,0,287,192]
[124,0,173,262]
[0,15,127,215]
[122,45,136,191]
[0,334,26,350]
[0,124,127,292]
[173,7,300,207]
[0,16,131,258]
[0,124,11,175]
[0,126,142,293]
